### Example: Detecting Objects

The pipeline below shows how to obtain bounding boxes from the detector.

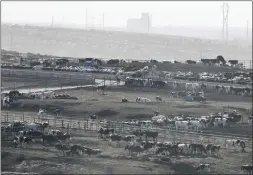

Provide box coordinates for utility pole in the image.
[148,13,152,33]
[92,17,94,29]
[86,8,88,29]
[51,16,54,28]
[10,30,13,51]
[221,3,229,42]
[102,13,105,30]
[246,20,249,41]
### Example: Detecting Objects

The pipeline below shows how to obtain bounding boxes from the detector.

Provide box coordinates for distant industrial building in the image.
[127,13,151,33]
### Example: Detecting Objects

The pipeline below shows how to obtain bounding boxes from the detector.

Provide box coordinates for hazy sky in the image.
[2,1,252,28]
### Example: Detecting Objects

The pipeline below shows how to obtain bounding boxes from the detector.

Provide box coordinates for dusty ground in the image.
[1,71,252,174]
[3,87,252,135]
[2,132,252,174]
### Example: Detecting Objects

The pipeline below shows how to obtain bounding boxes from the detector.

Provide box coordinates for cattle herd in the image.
[2,118,252,174]
[120,109,249,131]
[1,53,252,174]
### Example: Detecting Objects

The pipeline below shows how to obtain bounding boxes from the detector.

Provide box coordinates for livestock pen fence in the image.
[1,112,252,151]
[1,69,123,91]
[2,68,251,92]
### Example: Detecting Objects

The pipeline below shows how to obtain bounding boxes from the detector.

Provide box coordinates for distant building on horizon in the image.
[127,13,151,33]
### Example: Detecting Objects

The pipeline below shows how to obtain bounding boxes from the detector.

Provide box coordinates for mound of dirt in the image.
[95,109,118,117]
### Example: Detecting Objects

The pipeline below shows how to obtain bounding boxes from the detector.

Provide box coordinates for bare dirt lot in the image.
[4,87,252,135]
[2,132,252,174]
[2,73,252,174]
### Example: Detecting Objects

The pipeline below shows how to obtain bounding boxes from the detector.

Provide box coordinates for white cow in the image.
[24,123,40,131]
[189,120,203,130]
[185,83,199,91]
[38,109,46,119]
[214,117,229,128]
[248,116,252,124]
[30,92,44,99]
[177,143,190,153]
[221,118,229,128]
[175,121,190,130]
[42,91,54,99]
[172,82,179,89]
[2,96,10,107]
[136,97,151,103]
[225,139,242,152]
[49,129,62,135]
[174,116,184,121]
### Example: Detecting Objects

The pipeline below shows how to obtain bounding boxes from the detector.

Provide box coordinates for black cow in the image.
[186,60,197,64]
[70,145,84,156]
[97,85,106,93]
[57,133,71,141]
[83,147,102,156]
[200,83,207,91]
[98,128,114,138]
[108,134,122,147]
[141,141,155,151]
[107,59,119,65]
[123,135,136,142]
[144,131,158,143]
[189,144,207,155]
[155,96,162,102]
[228,60,239,65]
[90,115,98,120]
[216,55,226,65]
[196,164,210,172]
[125,145,144,155]
[122,98,129,103]
[9,90,21,99]
[55,143,70,156]
[42,134,59,145]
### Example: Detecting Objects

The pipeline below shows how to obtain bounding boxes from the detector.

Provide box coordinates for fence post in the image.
[22,113,24,121]
[87,120,89,131]
[54,118,56,128]
[67,123,70,134]
[7,112,8,122]
[164,129,166,142]
[61,120,64,132]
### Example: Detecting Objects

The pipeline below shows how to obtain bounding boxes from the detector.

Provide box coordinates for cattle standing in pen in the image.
[225,139,246,152]
[97,128,114,139]
[196,164,210,172]
[55,143,69,156]
[108,134,122,147]
[125,144,144,156]
[136,97,151,103]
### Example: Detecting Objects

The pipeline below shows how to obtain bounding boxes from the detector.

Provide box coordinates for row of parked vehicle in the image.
[1,64,118,75]
[170,71,252,85]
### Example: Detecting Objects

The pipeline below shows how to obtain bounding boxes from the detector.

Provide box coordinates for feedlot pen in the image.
[1,112,252,152]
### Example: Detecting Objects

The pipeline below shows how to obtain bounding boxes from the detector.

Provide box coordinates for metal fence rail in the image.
[1,112,252,149]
